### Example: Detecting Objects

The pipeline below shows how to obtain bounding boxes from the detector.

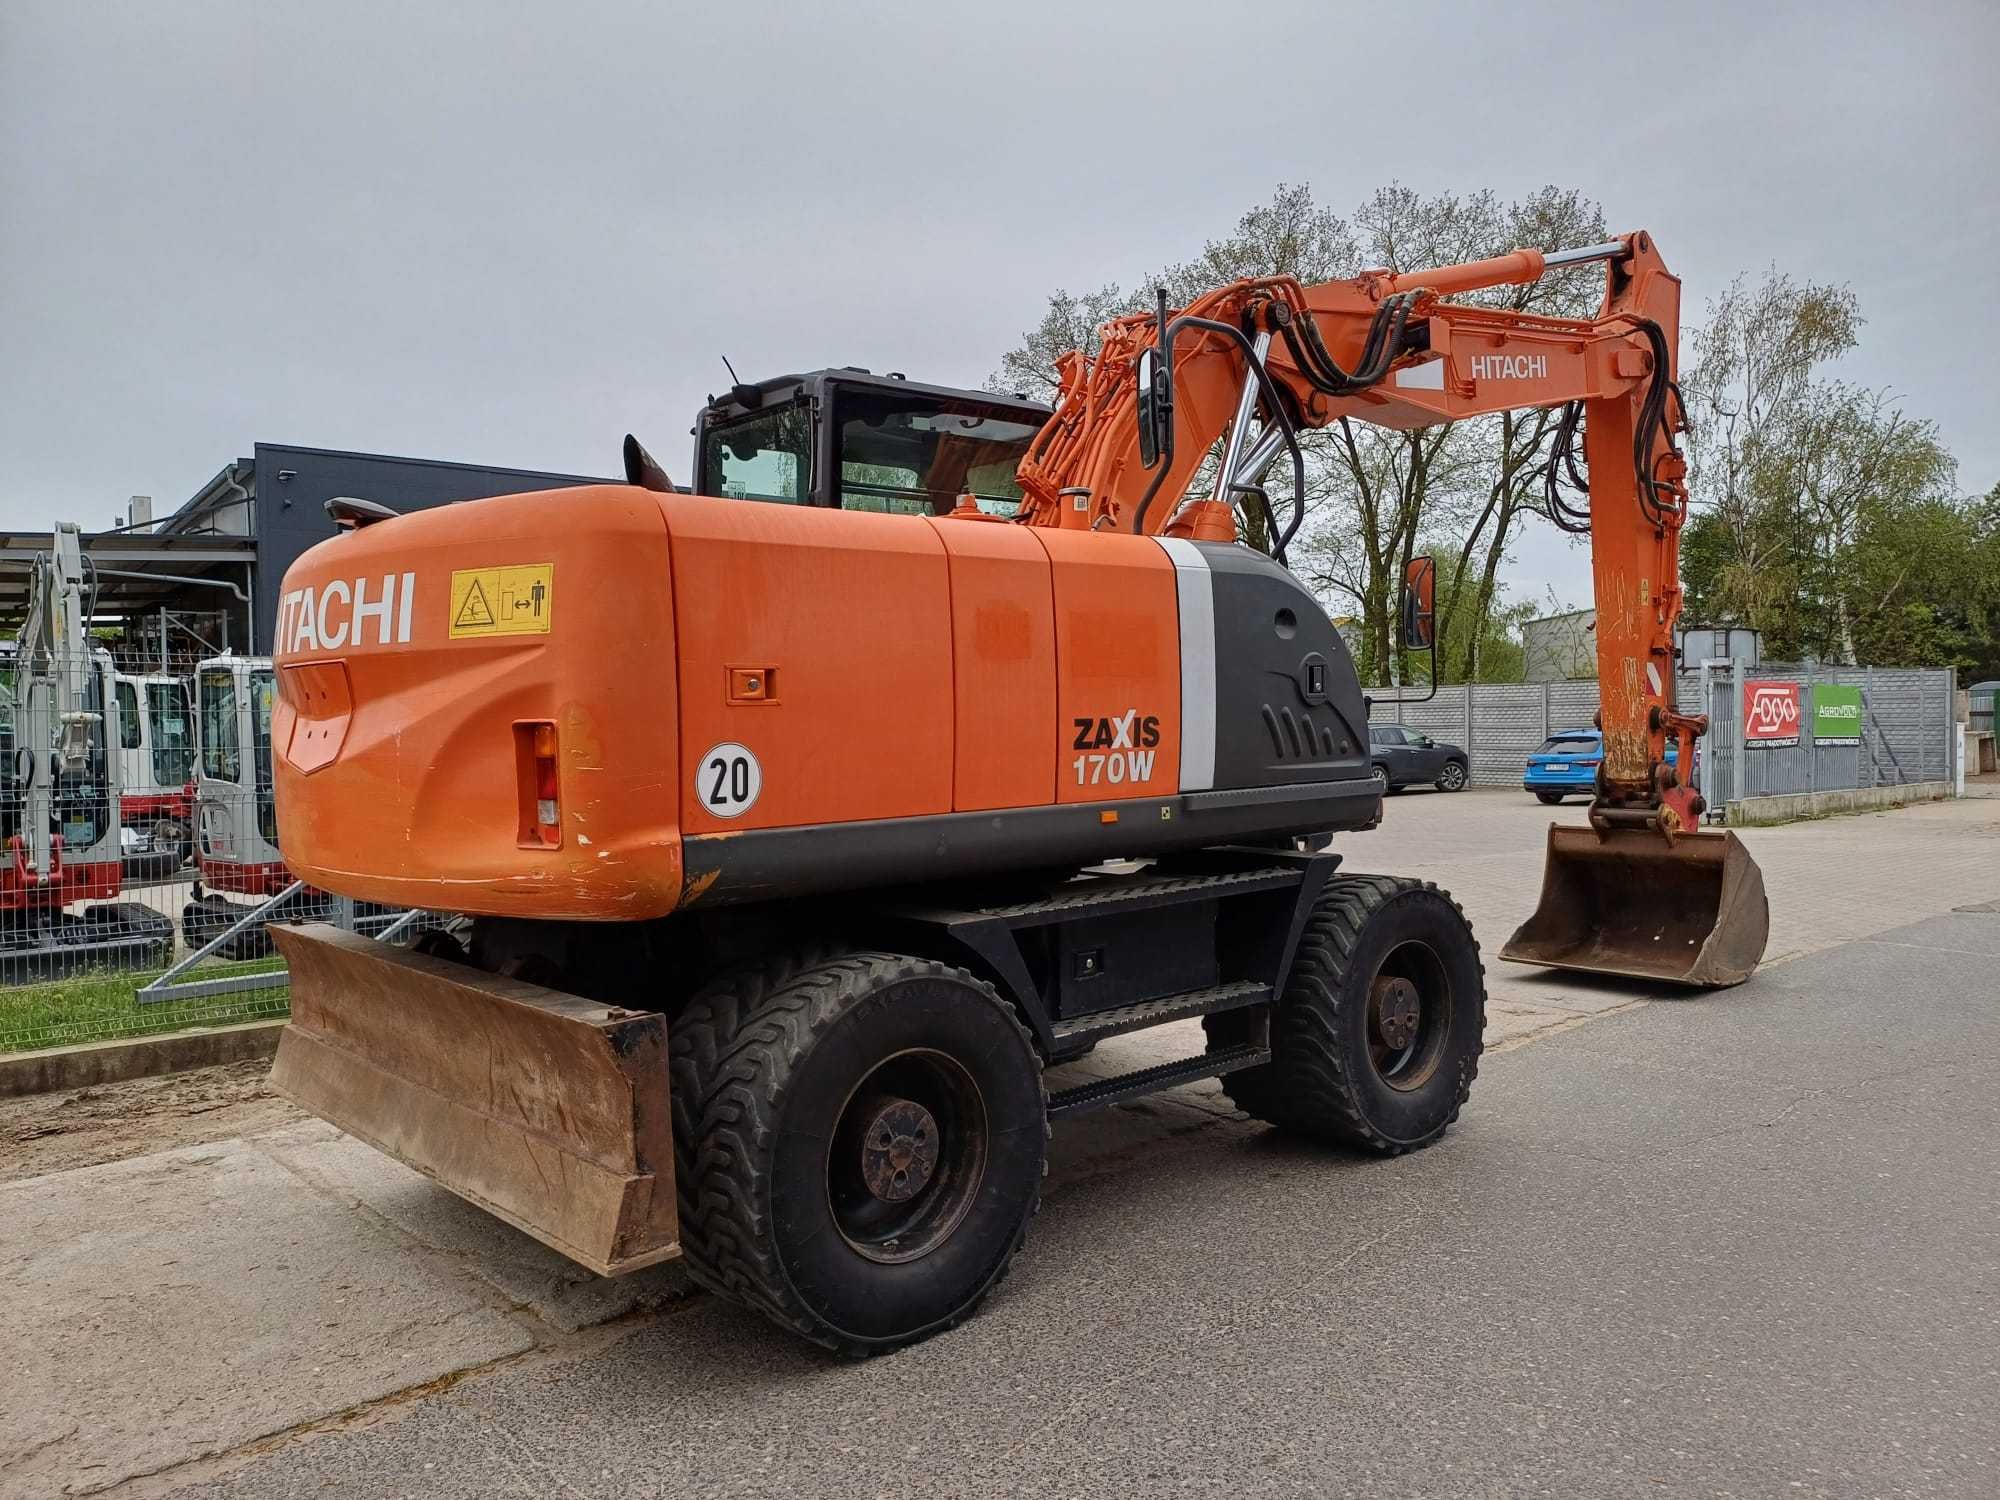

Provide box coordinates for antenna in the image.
[720,355,761,410]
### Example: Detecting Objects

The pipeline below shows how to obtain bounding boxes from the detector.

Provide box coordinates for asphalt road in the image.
[173,900,2000,1500]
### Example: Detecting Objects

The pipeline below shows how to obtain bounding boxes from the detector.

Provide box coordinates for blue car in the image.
[1523,728,1683,804]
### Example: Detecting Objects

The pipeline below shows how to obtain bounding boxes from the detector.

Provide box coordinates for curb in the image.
[1725,779,1951,827]
[0,1019,285,1099]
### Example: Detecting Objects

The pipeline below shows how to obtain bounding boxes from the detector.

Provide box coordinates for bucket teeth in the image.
[1498,826,1769,988]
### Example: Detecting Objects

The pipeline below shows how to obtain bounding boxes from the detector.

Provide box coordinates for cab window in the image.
[149,682,194,785]
[701,406,810,504]
[839,457,929,515]
[116,681,142,749]
[54,668,109,849]
[251,671,278,844]
[201,670,240,782]
[834,388,1038,516]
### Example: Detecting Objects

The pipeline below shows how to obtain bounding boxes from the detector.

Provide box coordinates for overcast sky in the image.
[4,0,1995,608]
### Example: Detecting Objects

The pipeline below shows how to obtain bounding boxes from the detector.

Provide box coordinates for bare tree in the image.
[990,180,1614,685]
[1435,187,1609,681]
[1296,184,1609,683]
[986,285,1140,401]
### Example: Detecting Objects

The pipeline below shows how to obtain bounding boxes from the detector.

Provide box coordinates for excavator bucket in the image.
[1499,826,1769,988]
[267,924,679,1275]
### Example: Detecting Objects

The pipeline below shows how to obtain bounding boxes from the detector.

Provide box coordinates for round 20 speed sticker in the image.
[696,742,762,818]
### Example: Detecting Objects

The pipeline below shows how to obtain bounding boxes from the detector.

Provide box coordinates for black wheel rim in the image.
[1365,940,1453,1091]
[827,1049,988,1265]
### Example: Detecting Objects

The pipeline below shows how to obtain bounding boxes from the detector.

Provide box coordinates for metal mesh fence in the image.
[0,644,425,1055]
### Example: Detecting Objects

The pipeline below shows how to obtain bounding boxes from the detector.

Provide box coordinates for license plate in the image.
[1545,762,1568,772]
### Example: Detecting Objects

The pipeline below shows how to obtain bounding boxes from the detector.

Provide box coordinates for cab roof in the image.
[696,368,1049,430]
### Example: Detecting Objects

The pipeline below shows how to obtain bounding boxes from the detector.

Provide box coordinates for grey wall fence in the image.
[1691,663,1955,806]
[1372,664,1957,800]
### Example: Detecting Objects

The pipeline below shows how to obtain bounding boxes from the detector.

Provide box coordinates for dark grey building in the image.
[160,444,610,653]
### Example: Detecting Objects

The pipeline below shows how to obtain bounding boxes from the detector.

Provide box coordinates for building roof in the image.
[1522,607,1594,628]
[156,456,255,537]
[0,523,256,622]
[0,442,613,633]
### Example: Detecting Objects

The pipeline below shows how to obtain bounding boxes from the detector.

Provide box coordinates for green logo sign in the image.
[1812,683,1862,746]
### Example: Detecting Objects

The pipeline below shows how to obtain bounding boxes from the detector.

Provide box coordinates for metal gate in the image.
[1692,663,1953,816]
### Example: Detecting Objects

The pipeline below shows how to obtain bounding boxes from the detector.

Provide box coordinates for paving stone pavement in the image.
[1348,786,2000,1046]
[2,788,1994,1497]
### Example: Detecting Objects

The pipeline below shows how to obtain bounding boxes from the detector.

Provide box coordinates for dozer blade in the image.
[268,924,678,1275]
[1498,826,1769,988]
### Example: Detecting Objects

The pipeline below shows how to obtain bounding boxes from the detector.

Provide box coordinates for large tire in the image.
[1207,875,1484,1154]
[668,951,1047,1356]
[1436,760,1468,792]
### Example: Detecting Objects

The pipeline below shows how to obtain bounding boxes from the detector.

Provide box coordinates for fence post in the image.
[1733,660,1746,809]
[1807,670,1818,794]
[1945,666,1958,788]
[1463,684,1475,782]
[1864,666,1878,785]
[1695,662,1710,811]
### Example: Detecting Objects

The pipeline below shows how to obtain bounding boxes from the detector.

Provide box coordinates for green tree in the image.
[1844,485,1997,669]
[1679,270,1862,626]
[1678,271,1983,670]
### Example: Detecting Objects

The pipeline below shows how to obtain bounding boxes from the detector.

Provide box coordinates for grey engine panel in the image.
[1198,543,1373,790]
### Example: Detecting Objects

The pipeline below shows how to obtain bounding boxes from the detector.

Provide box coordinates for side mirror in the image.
[1136,348,1171,469]
[325,495,399,531]
[1400,555,1436,650]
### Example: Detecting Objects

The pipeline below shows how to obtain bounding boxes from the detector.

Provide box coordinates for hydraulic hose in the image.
[1131,314,1309,549]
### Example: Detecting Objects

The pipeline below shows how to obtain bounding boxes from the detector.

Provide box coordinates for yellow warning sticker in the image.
[449,564,554,638]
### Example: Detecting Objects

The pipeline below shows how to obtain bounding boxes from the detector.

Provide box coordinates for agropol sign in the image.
[1742,680,1864,749]
[1811,683,1863,746]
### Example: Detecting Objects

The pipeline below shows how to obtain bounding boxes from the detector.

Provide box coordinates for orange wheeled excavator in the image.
[265,230,1767,1353]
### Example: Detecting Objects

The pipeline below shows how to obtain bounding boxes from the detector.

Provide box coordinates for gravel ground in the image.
[0,1060,296,1182]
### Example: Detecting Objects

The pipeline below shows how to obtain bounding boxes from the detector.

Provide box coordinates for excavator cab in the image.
[692,369,1049,518]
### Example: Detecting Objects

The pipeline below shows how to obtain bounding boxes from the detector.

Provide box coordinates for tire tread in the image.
[667,949,1044,1355]
[1214,874,1485,1155]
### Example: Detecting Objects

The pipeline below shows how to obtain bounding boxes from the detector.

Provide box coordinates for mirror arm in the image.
[1375,554,1440,706]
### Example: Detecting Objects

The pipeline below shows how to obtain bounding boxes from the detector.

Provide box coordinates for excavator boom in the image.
[1015,230,1767,985]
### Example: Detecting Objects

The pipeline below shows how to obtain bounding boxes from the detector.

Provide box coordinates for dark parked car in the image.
[1368,723,1470,792]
